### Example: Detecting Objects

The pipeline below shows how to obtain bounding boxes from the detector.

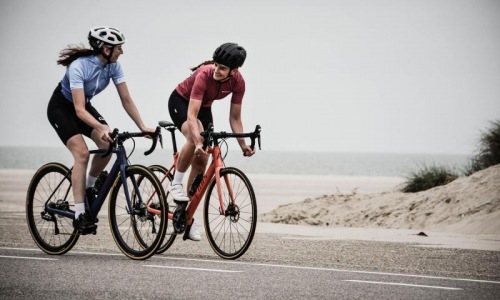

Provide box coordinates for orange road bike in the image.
[26,128,168,260]
[149,121,261,259]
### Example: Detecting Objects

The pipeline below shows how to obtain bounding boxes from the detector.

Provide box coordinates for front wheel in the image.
[108,165,167,260]
[26,163,79,255]
[203,167,257,259]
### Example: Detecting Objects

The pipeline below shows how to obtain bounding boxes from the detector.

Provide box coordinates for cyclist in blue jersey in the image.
[47,26,155,234]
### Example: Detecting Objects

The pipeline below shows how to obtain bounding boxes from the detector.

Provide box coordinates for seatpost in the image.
[167,127,178,154]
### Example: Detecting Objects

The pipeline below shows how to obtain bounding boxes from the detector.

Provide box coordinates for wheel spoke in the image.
[26,163,79,255]
[204,167,256,259]
[108,165,167,260]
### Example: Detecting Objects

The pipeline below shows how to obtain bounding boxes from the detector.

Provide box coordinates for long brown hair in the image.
[190,60,214,72]
[57,44,96,67]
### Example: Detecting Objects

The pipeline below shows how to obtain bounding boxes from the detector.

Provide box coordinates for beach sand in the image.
[259,165,500,251]
[1,166,499,251]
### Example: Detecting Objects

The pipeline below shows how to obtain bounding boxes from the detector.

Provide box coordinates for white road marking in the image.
[0,255,58,261]
[156,256,500,285]
[344,280,463,291]
[2,247,498,285]
[143,265,242,273]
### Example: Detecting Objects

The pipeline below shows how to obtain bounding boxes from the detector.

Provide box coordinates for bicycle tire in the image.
[26,162,79,255]
[147,164,177,254]
[108,165,167,260]
[203,167,257,259]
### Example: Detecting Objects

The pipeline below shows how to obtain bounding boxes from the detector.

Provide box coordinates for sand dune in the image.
[260,165,500,235]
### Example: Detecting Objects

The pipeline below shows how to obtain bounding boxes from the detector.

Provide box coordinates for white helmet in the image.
[88,26,126,50]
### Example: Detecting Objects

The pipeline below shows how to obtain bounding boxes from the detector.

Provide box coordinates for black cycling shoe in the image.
[73,213,97,235]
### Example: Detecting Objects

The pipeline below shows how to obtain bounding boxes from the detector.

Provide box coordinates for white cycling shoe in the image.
[168,183,189,202]
[187,224,201,241]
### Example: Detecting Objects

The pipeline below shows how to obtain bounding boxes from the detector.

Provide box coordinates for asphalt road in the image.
[1,212,499,299]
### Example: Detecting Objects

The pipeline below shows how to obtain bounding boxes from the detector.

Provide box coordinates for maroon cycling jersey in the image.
[175,64,245,107]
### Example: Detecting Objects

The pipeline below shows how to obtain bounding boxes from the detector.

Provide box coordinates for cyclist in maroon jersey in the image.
[167,43,255,241]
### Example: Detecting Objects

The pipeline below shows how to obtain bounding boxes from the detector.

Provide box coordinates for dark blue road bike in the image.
[26,128,167,260]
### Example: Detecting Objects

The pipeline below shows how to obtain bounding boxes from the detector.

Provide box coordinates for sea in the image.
[0,146,472,178]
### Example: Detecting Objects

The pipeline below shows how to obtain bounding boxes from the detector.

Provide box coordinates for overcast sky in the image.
[1,0,499,155]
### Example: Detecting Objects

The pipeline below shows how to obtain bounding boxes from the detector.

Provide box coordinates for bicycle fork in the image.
[220,173,240,222]
[124,168,159,235]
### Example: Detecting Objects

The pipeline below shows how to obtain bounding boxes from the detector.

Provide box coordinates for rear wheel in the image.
[147,164,177,254]
[26,163,79,255]
[203,167,257,259]
[108,165,167,260]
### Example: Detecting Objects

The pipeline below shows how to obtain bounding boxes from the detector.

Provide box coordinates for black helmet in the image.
[213,43,246,69]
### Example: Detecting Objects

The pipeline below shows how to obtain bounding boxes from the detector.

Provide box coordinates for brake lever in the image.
[144,126,161,156]
[255,125,262,150]
[102,128,119,158]
[201,123,214,151]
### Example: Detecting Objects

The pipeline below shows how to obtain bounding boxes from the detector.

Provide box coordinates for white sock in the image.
[75,203,86,219]
[86,175,98,188]
[172,171,185,186]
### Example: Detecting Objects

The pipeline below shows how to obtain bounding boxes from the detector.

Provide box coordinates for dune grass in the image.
[463,120,500,176]
[402,164,459,193]
[402,119,499,193]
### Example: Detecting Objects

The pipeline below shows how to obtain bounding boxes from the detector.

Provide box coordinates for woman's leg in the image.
[178,120,209,192]
[66,135,99,233]
[65,134,89,211]
[87,129,112,178]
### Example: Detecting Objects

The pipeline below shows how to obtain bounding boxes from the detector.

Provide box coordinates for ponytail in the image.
[190,60,214,72]
[57,44,96,67]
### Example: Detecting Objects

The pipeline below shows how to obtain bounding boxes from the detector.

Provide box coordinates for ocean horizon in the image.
[0,146,472,178]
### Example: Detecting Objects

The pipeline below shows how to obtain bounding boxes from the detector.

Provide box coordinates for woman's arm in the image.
[230,102,255,156]
[72,88,111,140]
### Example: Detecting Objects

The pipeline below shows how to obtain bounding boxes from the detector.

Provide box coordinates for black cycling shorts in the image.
[47,83,108,145]
[168,89,213,131]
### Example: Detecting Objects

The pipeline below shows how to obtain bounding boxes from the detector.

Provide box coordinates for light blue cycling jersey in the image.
[60,55,125,102]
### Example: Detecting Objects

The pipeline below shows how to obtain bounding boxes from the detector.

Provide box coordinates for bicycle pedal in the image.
[41,212,54,222]
[77,224,98,235]
[172,204,187,234]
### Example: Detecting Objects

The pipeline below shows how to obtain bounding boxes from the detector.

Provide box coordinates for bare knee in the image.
[72,148,90,166]
[66,136,90,166]
[191,156,208,174]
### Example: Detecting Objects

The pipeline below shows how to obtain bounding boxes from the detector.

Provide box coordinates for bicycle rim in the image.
[148,164,177,254]
[203,167,257,259]
[108,165,167,260]
[26,163,79,255]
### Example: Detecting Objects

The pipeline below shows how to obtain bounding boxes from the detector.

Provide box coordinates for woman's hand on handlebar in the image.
[194,143,207,157]
[242,144,255,157]
[140,125,157,139]
[99,125,113,143]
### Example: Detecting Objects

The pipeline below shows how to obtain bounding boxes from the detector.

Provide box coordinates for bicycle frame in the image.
[158,122,260,227]
[44,145,144,221]
[185,145,231,226]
